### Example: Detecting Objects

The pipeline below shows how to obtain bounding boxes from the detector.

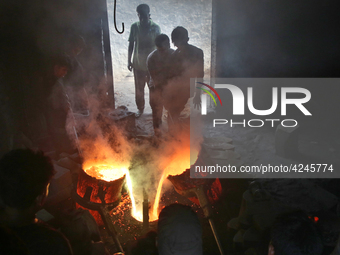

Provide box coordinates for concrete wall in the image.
[107,0,212,82]
[215,0,340,78]
[214,0,340,134]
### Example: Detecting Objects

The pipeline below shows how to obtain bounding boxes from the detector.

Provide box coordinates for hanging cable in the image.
[114,0,124,34]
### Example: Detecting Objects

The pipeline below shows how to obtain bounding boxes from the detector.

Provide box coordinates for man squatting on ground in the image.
[147,34,174,135]
[128,4,161,118]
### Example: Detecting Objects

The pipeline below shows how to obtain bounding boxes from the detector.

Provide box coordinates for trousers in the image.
[149,86,163,130]
[133,69,150,111]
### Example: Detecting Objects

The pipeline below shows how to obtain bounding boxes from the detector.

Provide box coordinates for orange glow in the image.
[82,163,141,222]
[84,164,126,182]
[124,170,141,222]
[309,216,319,223]
[151,147,199,219]
[80,132,200,223]
[151,172,166,220]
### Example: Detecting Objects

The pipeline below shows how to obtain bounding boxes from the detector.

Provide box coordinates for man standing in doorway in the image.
[163,26,204,133]
[128,4,161,118]
[147,34,174,136]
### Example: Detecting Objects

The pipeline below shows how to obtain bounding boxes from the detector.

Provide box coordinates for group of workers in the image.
[127,4,204,135]
[45,3,203,156]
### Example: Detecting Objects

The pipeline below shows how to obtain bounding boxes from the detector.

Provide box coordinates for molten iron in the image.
[84,164,126,182]
[77,143,200,224]
[75,166,126,252]
[80,164,142,223]
[151,148,200,220]
[77,165,125,205]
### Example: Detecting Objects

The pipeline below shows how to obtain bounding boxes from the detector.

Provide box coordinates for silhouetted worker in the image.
[163,26,203,133]
[0,149,73,255]
[64,34,89,114]
[269,211,323,255]
[45,56,75,156]
[131,230,158,255]
[128,4,161,118]
[147,34,174,135]
[158,204,202,255]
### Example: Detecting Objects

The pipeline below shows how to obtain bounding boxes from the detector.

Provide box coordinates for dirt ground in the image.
[114,76,151,115]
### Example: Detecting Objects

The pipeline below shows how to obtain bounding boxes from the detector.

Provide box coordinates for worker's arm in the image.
[147,52,158,89]
[127,24,135,71]
[128,41,134,71]
[146,52,157,79]
[197,49,204,78]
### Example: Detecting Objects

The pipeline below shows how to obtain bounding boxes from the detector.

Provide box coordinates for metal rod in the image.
[61,83,83,156]
[83,187,93,201]
[208,218,225,255]
[73,126,82,156]
[98,206,124,253]
[195,186,225,255]
[143,188,149,232]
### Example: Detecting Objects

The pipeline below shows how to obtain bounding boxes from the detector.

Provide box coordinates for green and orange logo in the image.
[196,82,222,106]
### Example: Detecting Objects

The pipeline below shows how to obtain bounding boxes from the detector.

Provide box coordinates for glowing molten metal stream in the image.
[82,146,199,223]
[151,172,166,220]
[151,148,199,219]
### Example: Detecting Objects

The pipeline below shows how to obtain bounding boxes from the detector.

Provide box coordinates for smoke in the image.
[66,83,132,170]
[65,74,203,219]
[63,24,204,220]
[127,123,202,220]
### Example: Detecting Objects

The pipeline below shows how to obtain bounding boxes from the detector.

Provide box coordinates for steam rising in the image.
[65,82,202,220]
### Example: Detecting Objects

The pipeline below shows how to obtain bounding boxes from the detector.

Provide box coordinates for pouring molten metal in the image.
[80,139,200,223]
[82,163,141,222]
[151,147,200,220]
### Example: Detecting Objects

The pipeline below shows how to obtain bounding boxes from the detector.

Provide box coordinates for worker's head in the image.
[171,26,189,48]
[65,34,86,58]
[53,55,71,78]
[136,4,150,27]
[0,149,55,211]
[269,211,323,255]
[155,34,170,52]
[158,203,202,255]
[71,35,86,56]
